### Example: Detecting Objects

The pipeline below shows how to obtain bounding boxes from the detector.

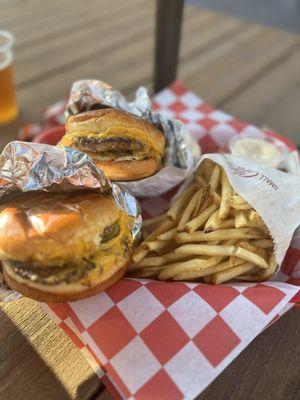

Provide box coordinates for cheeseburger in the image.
[0,190,134,302]
[58,108,165,181]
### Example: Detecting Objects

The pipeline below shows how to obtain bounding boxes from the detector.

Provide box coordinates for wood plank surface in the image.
[222,46,300,140]
[0,1,299,400]
[0,298,102,400]
[181,26,300,107]
[14,0,153,86]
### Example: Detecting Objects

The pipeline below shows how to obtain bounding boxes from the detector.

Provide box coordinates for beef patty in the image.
[6,259,96,285]
[74,136,144,154]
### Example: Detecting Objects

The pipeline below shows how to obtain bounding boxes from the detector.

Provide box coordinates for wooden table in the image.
[0,1,300,399]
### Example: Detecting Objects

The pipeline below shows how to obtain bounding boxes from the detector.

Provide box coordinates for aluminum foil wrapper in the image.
[67,80,197,197]
[0,141,142,302]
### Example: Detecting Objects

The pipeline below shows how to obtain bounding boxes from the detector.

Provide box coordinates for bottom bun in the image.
[95,157,161,181]
[3,258,129,302]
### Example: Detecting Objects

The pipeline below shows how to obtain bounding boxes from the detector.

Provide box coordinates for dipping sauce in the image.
[229,136,287,167]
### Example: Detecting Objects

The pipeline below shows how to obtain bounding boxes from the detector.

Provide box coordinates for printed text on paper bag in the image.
[228,164,279,191]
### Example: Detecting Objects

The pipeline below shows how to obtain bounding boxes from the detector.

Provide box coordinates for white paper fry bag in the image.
[184,154,300,267]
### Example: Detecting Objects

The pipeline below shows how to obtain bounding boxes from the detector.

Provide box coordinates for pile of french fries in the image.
[127,160,276,284]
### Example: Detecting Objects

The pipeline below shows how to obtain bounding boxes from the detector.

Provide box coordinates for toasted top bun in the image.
[0,191,123,265]
[64,108,165,156]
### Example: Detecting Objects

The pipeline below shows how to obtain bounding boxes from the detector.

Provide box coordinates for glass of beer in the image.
[0,31,18,125]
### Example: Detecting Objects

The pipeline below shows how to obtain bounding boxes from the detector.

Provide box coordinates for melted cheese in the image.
[79,213,133,285]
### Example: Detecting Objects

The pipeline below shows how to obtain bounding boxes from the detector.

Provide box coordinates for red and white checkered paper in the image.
[41,82,300,400]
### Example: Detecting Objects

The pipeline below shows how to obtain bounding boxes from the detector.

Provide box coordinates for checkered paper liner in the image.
[42,82,300,400]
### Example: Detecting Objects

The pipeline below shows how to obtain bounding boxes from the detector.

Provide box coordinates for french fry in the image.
[230,203,252,210]
[199,188,213,212]
[248,250,277,281]
[143,214,167,229]
[251,239,273,248]
[132,267,164,278]
[133,219,175,262]
[203,159,215,182]
[195,174,207,187]
[185,203,218,233]
[261,251,277,279]
[177,188,203,231]
[138,256,166,267]
[175,244,236,257]
[133,247,149,264]
[191,186,211,221]
[157,228,177,241]
[229,256,248,268]
[227,195,248,206]
[234,262,261,279]
[234,247,268,269]
[219,219,235,229]
[163,252,202,263]
[248,211,269,234]
[143,219,175,242]
[144,240,170,252]
[223,239,236,245]
[192,192,203,218]
[176,228,263,244]
[204,209,219,232]
[167,184,197,221]
[156,240,177,255]
[235,211,248,228]
[158,256,222,280]
[196,186,211,213]
[212,191,221,205]
[248,210,264,225]
[210,262,255,285]
[209,165,220,191]
[173,258,241,281]
[145,240,169,252]
[205,210,236,232]
[128,256,166,272]
[219,170,232,219]
[237,241,267,259]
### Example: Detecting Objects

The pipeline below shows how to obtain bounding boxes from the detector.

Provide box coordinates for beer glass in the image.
[0,31,18,125]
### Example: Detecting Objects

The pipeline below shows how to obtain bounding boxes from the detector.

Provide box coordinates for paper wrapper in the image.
[66,80,197,197]
[0,141,142,302]
[178,153,300,269]
[11,83,300,399]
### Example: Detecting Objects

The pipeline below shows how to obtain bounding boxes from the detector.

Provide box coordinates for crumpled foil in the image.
[67,80,198,197]
[0,141,142,302]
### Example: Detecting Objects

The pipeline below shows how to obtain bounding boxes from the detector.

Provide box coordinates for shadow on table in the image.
[0,308,72,400]
[76,375,105,400]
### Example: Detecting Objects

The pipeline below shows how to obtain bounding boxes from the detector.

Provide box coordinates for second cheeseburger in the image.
[58,108,165,181]
[0,190,134,302]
